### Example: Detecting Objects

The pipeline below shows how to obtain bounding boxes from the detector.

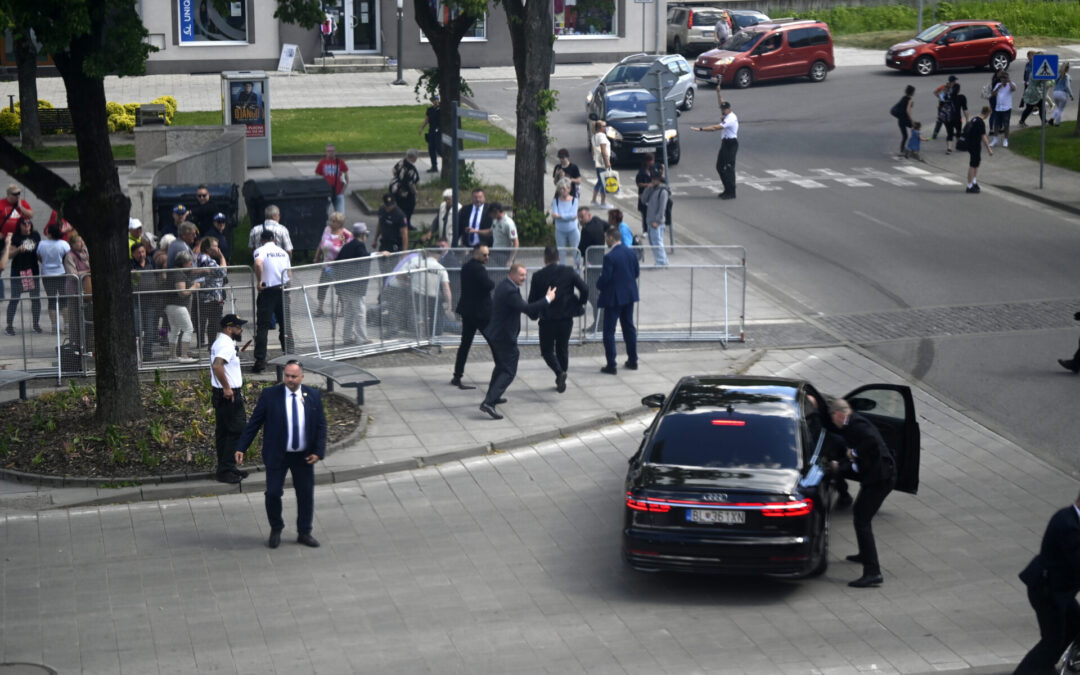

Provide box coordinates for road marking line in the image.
[922,174,962,185]
[745,182,782,191]
[895,166,932,175]
[791,179,826,189]
[854,210,910,235]
[835,178,872,187]
[765,169,800,179]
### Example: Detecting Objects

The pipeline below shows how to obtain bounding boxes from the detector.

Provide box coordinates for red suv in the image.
[694,19,834,89]
[886,21,1015,76]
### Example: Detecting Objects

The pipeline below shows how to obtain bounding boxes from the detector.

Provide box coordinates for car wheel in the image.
[990,51,1011,72]
[681,88,695,111]
[733,67,752,89]
[806,509,830,577]
[808,60,828,82]
[914,55,935,76]
[673,37,683,55]
[668,140,681,165]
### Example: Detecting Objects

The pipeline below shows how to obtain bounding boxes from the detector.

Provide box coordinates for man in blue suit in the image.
[597,226,639,375]
[480,263,555,420]
[235,360,328,549]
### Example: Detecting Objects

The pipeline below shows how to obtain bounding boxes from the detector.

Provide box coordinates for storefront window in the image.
[178,0,249,45]
[421,3,486,41]
[554,0,616,36]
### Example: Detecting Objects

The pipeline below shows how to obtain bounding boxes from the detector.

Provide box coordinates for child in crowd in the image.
[905,121,927,161]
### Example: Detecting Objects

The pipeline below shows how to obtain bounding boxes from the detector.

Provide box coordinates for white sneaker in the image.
[1002,139,1009,148]
[989,137,998,147]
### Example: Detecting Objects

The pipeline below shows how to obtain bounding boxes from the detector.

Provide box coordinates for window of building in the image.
[177,0,250,45]
[555,0,617,37]
[420,3,487,41]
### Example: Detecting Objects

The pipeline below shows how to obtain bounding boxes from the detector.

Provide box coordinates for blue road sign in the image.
[1031,54,1059,81]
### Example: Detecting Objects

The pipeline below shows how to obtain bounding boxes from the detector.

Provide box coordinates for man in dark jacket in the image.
[452,245,495,389]
[1014,491,1080,674]
[336,222,375,345]
[828,396,897,588]
[577,206,608,330]
[479,263,555,420]
[597,226,640,375]
[529,245,589,393]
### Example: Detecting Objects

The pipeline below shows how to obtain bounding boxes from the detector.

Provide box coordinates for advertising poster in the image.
[230,81,265,137]
[179,0,248,44]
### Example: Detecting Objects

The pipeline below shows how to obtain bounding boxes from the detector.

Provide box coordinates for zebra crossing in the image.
[668,164,963,196]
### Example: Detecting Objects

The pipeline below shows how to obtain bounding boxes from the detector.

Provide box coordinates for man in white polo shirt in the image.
[253,229,292,373]
[210,313,249,484]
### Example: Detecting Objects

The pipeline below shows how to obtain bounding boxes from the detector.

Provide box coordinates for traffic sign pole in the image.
[1030,54,1058,190]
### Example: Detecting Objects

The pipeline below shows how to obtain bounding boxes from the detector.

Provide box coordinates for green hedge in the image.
[786,1,1080,38]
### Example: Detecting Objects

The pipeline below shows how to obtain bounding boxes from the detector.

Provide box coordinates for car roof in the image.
[671,376,805,400]
[748,19,825,32]
[619,53,683,65]
[940,20,1001,25]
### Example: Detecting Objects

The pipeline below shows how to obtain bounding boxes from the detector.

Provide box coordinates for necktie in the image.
[469,207,480,245]
[291,393,300,450]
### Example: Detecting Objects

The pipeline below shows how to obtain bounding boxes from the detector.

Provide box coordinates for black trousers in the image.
[254,286,286,365]
[852,477,894,575]
[483,339,518,407]
[427,132,440,169]
[265,452,315,534]
[454,315,485,379]
[538,318,573,375]
[7,276,41,328]
[211,389,246,475]
[717,138,739,196]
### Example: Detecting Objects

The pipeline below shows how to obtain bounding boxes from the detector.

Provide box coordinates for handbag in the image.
[601,169,620,195]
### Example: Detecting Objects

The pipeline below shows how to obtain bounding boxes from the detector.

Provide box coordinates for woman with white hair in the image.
[430,188,460,243]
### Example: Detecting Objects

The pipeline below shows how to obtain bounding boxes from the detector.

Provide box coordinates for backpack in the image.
[956,119,974,151]
[937,95,954,123]
[889,96,906,119]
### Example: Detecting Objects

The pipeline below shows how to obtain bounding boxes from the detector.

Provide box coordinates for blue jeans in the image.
[648,223,668,266]
[327,193,346,216]
[555,225,580,266]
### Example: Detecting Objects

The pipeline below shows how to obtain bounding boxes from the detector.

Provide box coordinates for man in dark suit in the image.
[480,263,555,420]
[235,361,328,549]
[1014,491,1080,674]
[529,245,588,393]
[455,188,492,248]
[596,226,639,375]
[828,397,897,588]
[452,245,494,389]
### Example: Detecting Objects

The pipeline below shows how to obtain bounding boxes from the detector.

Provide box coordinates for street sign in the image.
[645,101,677,130]
[457,107,489,121]
[458,129,489,143]
[1032,54,1058,81]
[633,0,654,4]
[458,149,508,160]
[642,63,677,92]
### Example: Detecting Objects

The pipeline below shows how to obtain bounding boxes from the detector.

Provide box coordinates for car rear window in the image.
[997,24,1011,37]
[691,9,724,25]
[645,383,801,469]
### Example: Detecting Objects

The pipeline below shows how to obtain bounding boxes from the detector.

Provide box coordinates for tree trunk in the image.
[13,27,43,152]
[504,0,555,213]
[52,54,143,425]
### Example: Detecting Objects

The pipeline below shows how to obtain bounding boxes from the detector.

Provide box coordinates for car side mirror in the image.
[641,393,666,408]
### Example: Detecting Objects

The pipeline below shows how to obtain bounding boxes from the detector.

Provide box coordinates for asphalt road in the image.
[472,64,1080,476]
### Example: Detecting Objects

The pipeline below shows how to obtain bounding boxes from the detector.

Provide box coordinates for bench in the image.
[38,108,74,134]
[136,103,167,126]
[268,356,380,405]
[0,370,35,400]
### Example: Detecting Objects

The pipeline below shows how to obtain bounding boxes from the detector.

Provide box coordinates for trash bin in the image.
[242,177,332,252]
[151,183,240,236]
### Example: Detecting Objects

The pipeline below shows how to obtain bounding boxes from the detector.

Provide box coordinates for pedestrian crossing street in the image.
[669,165,962,196]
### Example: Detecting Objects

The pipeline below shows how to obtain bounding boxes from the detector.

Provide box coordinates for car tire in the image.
[806,509,830,577]
[734,67,753,89]
[681,88,695,111]
[990,50,1011,72]
[808,60,828,83]
[914,55,935,76]
[673,37,683,55]
[668,141,681,165]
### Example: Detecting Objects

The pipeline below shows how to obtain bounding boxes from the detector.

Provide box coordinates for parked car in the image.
[586,53,698,112]
[587,88,681,166]
[623,376,921,577]
[666,5,729,56]
[886,21,1015,76]
[694,19,834,88]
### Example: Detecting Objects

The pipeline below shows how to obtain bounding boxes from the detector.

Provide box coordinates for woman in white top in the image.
[591,120,612,209]
[36,222,70,330]
[1050,62,1074,127]
[550,178,580,265]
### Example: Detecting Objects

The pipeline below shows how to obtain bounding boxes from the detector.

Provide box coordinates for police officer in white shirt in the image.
[253,229,292,373]
[691,92,739,200]
[248,204,294,258]
[211,314,249,483]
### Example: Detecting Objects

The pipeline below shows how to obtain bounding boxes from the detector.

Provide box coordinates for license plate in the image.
[695,68,711,77]
[687,509,745,524]
[631,147,655,154]
[702,31,714,38]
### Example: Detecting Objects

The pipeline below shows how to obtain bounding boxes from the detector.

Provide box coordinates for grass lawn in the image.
[172,106,514,155]
[25,144,134,162]
[1007,121,1080,172]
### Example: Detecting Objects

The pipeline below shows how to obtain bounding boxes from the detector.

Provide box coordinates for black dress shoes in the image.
[600,365,617,375]
[845,554,864,563]
[268,530,282,549]
[623,361,638,370]
[297,533,321,548]
[450,376,476,389]
[495,397,507,404]
[234,469,249,479]
[719,193,736,200]
[216,472,242,484]
[848,573,883,588]
[1059,359,1079,374]
[555,371,567,393]
[479,403,503,420]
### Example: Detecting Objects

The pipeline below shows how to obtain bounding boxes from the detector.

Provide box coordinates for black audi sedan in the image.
[623,376,919,578]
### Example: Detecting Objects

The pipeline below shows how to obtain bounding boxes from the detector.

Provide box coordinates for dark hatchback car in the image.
[623,376,920,578]
[587,88,681,166]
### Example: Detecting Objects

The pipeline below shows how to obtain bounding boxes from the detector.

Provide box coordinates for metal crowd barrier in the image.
[0,247,745,380]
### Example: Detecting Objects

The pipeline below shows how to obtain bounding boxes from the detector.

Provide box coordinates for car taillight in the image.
[760,499,813,517]
[688,11,694,28]
[711,420,746,426]
[626,493,672,512]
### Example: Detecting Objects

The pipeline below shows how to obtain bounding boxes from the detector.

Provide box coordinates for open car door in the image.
[844,384,920,494]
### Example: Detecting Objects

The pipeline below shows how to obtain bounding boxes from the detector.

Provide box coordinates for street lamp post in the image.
[393,0,406,85]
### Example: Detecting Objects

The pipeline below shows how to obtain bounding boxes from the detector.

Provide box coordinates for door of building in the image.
[323,0,379,53]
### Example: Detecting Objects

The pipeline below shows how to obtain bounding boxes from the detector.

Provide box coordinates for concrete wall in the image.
[128,125,247,234]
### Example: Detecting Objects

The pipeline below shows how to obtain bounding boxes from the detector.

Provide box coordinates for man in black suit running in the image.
[529,245,588,393]
[1014,490,1080,674]
[480,263,555,420]
[452,245,494,389]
